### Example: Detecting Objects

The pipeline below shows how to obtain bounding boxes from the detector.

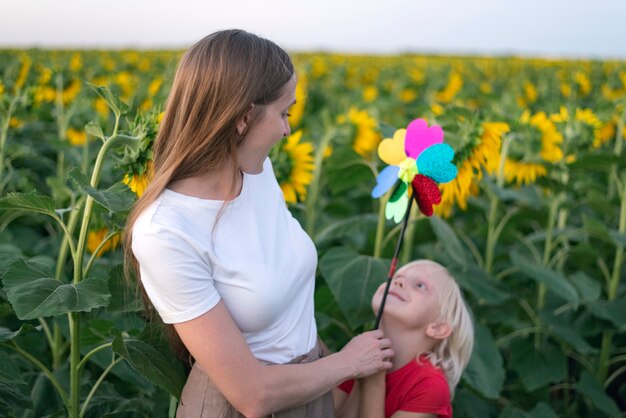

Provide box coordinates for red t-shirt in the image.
[338,356,451,418]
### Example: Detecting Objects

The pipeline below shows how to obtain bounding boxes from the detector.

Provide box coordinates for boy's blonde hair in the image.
[401,260,474,394]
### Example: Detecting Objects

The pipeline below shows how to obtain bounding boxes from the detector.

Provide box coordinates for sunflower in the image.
[288,75,307,128]
[87,227,121,257]
[272,130,315,204]
[346,107,381,159]
[123,160,153,197]
[66,128,87,146]
[503,111,563,185]
[435,122,509,217]
[435,72,463,103]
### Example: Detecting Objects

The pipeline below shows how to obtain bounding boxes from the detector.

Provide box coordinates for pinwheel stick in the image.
[374,187,415,329]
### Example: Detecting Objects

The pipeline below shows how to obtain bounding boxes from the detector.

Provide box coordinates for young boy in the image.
[334,260,474,418]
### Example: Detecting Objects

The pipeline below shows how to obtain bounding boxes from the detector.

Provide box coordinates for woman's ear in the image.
[426,322,452,340]
[236,103,255,135]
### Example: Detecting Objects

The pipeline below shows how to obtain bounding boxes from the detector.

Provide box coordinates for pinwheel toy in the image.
[372,118,458,328]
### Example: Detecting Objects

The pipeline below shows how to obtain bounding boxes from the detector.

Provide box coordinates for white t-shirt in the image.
[132,158,318,364]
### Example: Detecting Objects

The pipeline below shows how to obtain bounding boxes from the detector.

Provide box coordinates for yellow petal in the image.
[378,129,407,166]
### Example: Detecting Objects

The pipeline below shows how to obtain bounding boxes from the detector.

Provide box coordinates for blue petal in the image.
[417,143,458,184]
[372,165,400,198]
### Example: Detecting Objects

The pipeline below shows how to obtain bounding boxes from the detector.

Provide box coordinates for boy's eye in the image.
[416,281,426,289]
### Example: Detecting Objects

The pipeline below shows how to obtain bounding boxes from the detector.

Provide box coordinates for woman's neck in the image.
[380,319,435,372]
[168,165,243,201]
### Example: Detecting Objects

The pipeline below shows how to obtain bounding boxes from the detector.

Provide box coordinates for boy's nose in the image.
[393,278,404,288]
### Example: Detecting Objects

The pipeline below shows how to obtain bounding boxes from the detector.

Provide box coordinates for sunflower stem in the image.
[69,113,120,418]
[373,192,389,259]
[0,94,18,194]
[597,172,626,383]
[400,204,419,265]
[535,194,560,349]
[484,134,511,275]
[305,127,334,237]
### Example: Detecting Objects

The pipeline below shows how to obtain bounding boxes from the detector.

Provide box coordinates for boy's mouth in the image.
[387,290,405,301]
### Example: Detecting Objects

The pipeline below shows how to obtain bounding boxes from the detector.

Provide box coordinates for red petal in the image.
[411,175,441,216]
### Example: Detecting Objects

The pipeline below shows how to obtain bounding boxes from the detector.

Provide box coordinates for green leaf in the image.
[429,216,468,269]
[314,214,379,247]
[0,192,57,218]
[570,271,601,303]
[509,340,566,391]
[69,167,136,212]
[484,178,542,209]
[2,259,110,320]
[0,244,23,275]
[0,382,31,412]
[379,122,398,139]
[588,299,626,329]
[108,134,143,154]
[452,387,497,418]
[576,371,621,417]
[462,324,504,399]
[568,152,618,172]
[528,402,558,418]
[325,148,374,195]
[319,246,390,329]
[0,351,26,385]
[582,215,614,244]
[608,229,626,247]
[510,252,579,305]
[546,322,596,355]
[31,372,62,417]
[85,121,105,141]
[447,263,510,305]
[87,82,129,116]
[83,381,153,416]
[0,324,40,342]
[111,328,186,399]
[107,265,143,313]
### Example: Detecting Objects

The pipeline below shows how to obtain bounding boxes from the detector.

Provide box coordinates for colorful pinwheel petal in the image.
[385,182,409,223]
[411,174,441,217]
[371,118,457,222]
[404,118,444,159]
[372,165,400,198]
[416,143,458,184]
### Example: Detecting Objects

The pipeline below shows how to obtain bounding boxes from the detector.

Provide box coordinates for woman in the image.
[124,29,393,418]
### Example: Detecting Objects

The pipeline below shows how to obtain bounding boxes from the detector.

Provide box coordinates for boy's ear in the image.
[426,322,452,340]
[236,103,255,135]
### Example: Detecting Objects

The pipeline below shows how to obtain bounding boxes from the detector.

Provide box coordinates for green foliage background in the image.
[0,49,625,417]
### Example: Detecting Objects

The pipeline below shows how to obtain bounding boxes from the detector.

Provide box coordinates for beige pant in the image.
[176,339,334,418]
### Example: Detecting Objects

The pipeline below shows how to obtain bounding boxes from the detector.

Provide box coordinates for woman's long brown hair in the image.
[123,29,294,364]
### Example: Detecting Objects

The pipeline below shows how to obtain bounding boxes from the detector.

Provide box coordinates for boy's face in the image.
[372,261,447,330]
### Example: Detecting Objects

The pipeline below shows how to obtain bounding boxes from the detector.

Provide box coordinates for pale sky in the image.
[2,0,626,59]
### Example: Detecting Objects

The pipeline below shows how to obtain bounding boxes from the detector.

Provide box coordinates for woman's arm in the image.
[174,300,394,418]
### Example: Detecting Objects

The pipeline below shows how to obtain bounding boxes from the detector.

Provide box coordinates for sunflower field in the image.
[0,48,625,417]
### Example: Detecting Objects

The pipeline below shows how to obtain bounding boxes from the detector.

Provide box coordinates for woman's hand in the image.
[337,329,394,379]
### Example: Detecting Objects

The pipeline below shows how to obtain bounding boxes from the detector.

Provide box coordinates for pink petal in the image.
[404,119,444,159]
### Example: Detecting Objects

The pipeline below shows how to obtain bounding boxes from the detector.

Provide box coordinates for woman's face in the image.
[237,74,297,174]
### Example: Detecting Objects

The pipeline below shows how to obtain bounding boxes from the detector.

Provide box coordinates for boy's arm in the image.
[358,371,386,418]
[334,384,360,418]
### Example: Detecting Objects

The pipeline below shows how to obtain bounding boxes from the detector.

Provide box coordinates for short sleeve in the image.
[338,379,355,394]
[400,374,451,415]
[132,221,220,324]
